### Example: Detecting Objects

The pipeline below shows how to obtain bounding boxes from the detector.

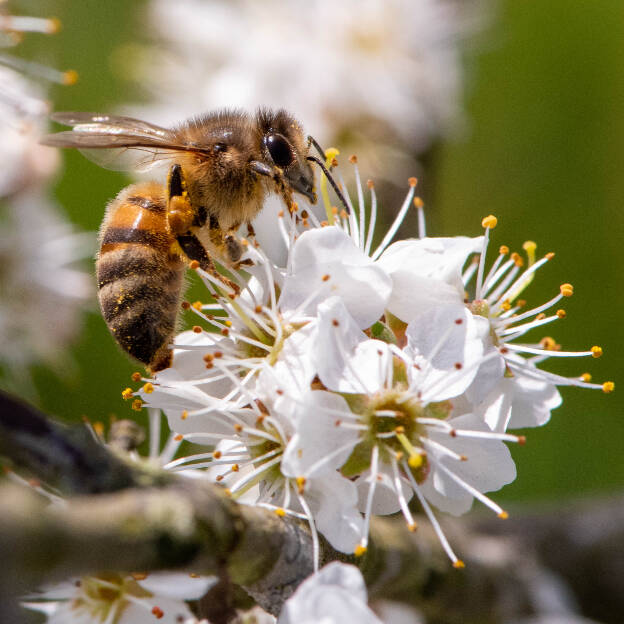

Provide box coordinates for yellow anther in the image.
[603,381,615,393]
[46,17,62,34]
[395,425,405,435]
[581,372,592,382]
[62,69,78,85]
[174,433,183,441]
[556,309,566,319]
[349,154,358,164]
[181,410,188,420]
[481,215,497,229]
[407,522,417,532]
[224,320,232,327]
[536,313,546,320]
[331,205,339,215]
[408,177,418,188]
[189,260,200,270]
[234,423,243,432]
[354,544,367,557]
[93,422,105,437]
[122,387,134,400]
[408,453,424,469]
[131,399,143,411]
[540,337,558,351]
[413,196,424,208]
[499,245,509,255]
[591,346,603,358]
[296,476,307,493]
[545,252,555,260]
[324,147,340,162]
[560,283,574,297]
[367,179,375,189]
[501,300,511,312]
[453,560,466,569]
[523,240,537,262]
[142,382,154,394]
[232,464,239,472]
[275,507,286,517]
[224,489,232,497]
[192,301,202,311]
[497,511,509,519]
[511,252,524,267]
[131,371,142,382]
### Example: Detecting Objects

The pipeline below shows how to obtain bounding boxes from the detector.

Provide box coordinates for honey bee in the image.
[42,108,342,372]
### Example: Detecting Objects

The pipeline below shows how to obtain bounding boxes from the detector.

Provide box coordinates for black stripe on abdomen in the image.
[101,227,167,247]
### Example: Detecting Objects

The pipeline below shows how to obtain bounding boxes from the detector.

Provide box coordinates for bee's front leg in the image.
[249,160,295,213]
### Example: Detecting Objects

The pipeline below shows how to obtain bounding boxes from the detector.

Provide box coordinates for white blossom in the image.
[130,0,478,166]
[125,155,610,570]
[23,572,215,624]
[278,562,382,624]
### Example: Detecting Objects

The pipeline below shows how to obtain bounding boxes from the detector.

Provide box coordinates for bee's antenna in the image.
[307,135,327,162]
[306,155,350,215]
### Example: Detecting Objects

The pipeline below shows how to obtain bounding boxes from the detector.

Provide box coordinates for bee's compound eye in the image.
[265,134,294,168]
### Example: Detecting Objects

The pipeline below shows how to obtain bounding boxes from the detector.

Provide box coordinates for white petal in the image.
[314,297,368,392]
[119,597,194,624]
[278,562,381,624]
[406,305,487,402]
[422,413,516,515]
[386,274,463,324]
[508,372,561,429]
[138,572,218,600]
[282,391,359,477]
[280,227,391,328]
[307,472,364,553]
[356,464,413,516]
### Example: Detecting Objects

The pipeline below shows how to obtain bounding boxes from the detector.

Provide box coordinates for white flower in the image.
[284,299,520,566]
[278,562,382,624]
[123,154,609,571]
[23,572,215,624]
[0,191,93,384]
[0,14,90,386]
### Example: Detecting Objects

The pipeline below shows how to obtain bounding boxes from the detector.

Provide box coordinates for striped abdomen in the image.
[96,182,185,372]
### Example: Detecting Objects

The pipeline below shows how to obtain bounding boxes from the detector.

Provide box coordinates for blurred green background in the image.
[11,0,622,505]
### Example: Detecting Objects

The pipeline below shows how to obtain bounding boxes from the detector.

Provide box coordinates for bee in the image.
[42,108,344,372]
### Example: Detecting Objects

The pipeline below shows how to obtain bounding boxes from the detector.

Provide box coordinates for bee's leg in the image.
[166,164,239,294]
[249,160,295,213]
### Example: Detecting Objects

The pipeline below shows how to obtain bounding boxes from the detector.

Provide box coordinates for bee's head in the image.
[256,108,316,203]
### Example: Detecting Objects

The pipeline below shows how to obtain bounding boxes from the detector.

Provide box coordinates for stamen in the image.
[403,459,462,566]
[390,453,417,528]
[433,460,507,517]
[360,445,380,551]
[371,181,417,261]
[414,197,426,239]
[148,408,161,459]
[364,180,377,255]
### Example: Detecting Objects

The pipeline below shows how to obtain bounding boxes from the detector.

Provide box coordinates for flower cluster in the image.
[124,156,612,568]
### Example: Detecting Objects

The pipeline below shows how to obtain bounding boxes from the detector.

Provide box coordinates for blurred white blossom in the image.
[127,0,479,179]
[23,572,215,624]
[0,9,92,387]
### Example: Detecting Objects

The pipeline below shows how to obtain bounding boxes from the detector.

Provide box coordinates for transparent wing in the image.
[42,112,207,172]
[76,147,181,173]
